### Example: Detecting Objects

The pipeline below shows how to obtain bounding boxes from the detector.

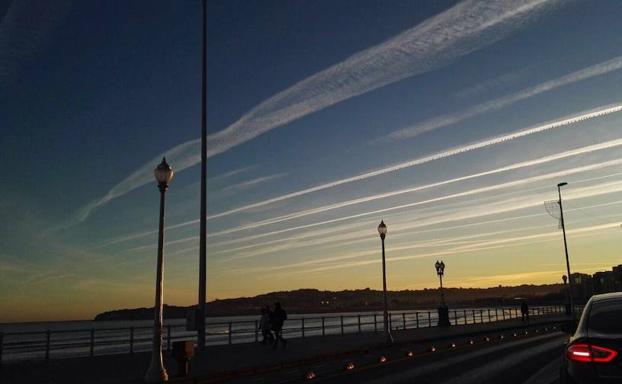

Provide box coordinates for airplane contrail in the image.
[387,54,622,140]
[97,115,622,250]
[72,0,560,224]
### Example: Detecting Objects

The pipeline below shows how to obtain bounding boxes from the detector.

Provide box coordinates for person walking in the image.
[259,306,274,346]
[271,302,287,349]
[521,301,529,322]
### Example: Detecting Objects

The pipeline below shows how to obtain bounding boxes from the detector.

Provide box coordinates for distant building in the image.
[570,273,593,303]
[593,271,616,294]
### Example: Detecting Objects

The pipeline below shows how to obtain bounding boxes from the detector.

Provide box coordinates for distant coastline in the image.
[94,285,565,321]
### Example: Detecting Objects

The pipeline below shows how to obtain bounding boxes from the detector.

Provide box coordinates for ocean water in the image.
[0,306,558,362]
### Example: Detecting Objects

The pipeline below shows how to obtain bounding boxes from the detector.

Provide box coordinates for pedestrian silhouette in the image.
[271,302,287,349]
[259,306,274,346]
[521,301,529,322]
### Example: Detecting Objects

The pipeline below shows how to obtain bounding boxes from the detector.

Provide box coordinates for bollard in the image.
[130,327,134,354]
[173,341,194,377]
[45,330,51,360]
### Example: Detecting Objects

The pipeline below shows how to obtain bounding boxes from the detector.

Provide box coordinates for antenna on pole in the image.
[544,200,562,229]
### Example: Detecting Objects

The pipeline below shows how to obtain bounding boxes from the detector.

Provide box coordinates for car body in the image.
[561,292,622,384]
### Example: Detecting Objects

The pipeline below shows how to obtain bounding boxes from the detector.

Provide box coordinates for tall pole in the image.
[558,184,574,317]
[197,0,207,351]
[145,184,169,383]
[439,274,445,305]
[380,234,393,344]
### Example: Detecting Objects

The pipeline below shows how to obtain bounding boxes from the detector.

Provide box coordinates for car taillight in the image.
[567,343,618,363]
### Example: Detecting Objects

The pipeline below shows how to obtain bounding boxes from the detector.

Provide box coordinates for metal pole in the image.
[558,184,574,316]
[145,186,169,383]
[45,330,50,360]
[439,274,445,305]
[380,235,393,343]
[197,0,208,353]
[90,329,95,357]
[130,327,134,354]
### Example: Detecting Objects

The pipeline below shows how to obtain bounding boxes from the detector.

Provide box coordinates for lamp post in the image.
[562,274,571,315]
[435,260,446,305]
[377,220,393,344]
[557,182,574,317]
[197,0,208,352]
[435,260,450,326]
[145,158,174,383]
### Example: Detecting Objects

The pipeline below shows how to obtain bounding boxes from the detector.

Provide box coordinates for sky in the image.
[2,0,622,322]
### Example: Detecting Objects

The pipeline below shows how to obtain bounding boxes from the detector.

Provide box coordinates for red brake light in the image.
[567,343,618,363]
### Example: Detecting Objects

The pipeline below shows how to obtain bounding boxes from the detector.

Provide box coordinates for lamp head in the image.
[154,157,174,187]
[557,182,568,188]
[377,220,387,239]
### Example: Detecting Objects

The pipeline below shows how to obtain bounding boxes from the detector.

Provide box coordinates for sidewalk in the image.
[1,315,567,384]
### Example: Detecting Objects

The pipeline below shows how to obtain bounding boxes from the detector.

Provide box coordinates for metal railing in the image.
[0,305,567,363]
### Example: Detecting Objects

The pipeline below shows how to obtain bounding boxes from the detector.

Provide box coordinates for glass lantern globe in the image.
[154,157,174,185]
[377,220,387,238]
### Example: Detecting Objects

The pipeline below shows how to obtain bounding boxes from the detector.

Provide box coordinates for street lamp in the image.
[557,182,574,317]
[435,260,450,326]
[145,158,174,383]
[377,220,393,344]
[435,260,446,305]
[562,274,571,315]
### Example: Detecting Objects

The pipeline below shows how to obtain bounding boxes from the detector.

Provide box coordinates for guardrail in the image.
[0,305,568,363]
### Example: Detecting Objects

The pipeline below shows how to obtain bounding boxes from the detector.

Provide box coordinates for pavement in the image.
[0,315,568,384]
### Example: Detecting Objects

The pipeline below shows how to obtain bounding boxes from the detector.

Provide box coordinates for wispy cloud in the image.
[209,165,258,183]
[386,55,622,140]
[72,0,560,224]
[220,172,288,195]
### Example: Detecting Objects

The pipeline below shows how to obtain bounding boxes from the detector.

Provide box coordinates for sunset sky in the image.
[2,0,622,322]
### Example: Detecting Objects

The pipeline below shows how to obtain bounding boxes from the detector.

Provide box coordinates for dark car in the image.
[561,292,622,384]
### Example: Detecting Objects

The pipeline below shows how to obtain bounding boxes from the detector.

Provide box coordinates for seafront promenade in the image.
[1,313,568,384]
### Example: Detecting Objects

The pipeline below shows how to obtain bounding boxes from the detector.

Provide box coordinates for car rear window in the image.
[589,299,622,334]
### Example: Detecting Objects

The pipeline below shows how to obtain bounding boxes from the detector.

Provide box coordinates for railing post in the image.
[402,313,406,330]
[130,327,134,354]
[89,329,95,357]
[228,322,232,345]
[301,318,305,338]
[374,314,378,333]
[322,317,326,336]
[472,310,476,324]
[45,330,51,360]
[167,325,172,351]
[463,310,467,324]
[254,320,259,343]
[487,308,491,323]
[453,310,457,325]
[358,315,362,333]
[340,316,344,335]
[427,311,431,327]
[480,310,483,323]
[415,312,419,328]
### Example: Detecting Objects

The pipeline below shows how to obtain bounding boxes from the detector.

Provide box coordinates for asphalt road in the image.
[309,332,567,384]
